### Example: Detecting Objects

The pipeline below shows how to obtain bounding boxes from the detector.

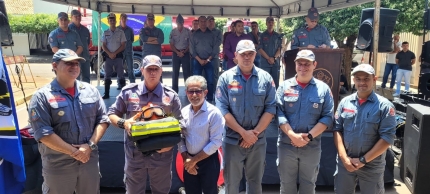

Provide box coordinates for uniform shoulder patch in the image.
[389,107,395,116]
[163,85,177,94]
[30,108,40,121]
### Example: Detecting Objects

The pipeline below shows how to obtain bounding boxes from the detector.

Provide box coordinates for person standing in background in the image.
[69,9,91,83]
[118,13,136,83]
[170,14,192,93]
[381,34,401,90]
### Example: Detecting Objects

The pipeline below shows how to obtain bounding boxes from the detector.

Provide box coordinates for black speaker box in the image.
[424,9,430,30]
[403,104,430,194]
[0,0,13,46]
[356,8,399,53]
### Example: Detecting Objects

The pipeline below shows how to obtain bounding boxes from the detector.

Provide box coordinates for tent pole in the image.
[372,0,380,89]
[97,11,101,87]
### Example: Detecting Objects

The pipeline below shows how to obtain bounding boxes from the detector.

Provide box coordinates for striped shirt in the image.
[178,101,225,155]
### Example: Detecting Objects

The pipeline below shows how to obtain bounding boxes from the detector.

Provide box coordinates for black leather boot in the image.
[117,78,126,90]
[102,79,112,99]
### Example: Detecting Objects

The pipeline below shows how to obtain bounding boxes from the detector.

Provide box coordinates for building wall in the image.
[2,33,30,56]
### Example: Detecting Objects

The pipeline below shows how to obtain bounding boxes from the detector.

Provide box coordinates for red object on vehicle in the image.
[175,148,224,186]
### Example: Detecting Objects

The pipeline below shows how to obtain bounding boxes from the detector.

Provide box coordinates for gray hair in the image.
[185,75,207,90]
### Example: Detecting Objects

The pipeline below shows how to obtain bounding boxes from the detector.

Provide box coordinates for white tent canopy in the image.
[42,0,372,18]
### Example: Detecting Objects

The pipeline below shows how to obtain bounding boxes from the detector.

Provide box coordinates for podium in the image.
[283,48,344,110]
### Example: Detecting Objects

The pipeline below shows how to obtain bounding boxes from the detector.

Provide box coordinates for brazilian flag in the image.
[0,49,26,193]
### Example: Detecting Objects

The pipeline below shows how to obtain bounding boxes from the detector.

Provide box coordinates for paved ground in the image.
[8,61,413,194]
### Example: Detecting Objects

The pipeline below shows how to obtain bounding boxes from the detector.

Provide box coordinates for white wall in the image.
[1,33,30,56]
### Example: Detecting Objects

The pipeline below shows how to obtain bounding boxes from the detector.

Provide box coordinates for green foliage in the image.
[382,0,426,35]
[256,19,267,32]
[8,14,58,34]
[215,18,227,32]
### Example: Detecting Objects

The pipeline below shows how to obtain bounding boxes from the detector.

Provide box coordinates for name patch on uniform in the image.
[57,35,65,38]
[228,80,242,90]
[343,108,356,113]
[48,95,66,103]
[284,89,298,97]
[263,37,269,41]
[298,35,307,39]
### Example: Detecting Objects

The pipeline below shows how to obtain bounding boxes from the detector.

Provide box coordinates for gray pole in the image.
[372,0,380,75]
[97,11,101,86]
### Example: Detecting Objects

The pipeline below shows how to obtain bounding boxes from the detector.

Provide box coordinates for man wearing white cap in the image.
[333,64,396,194]
[108,55,183,194]
[276,49,334,194]
[216,40,276,194]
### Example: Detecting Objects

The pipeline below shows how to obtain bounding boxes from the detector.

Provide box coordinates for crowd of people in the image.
[33,7,399,194]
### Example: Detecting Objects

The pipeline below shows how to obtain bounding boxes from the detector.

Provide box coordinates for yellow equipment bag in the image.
[131,117,180,139]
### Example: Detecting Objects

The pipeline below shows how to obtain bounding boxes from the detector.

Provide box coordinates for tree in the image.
[8,14,58,34]
[215,18,227,32]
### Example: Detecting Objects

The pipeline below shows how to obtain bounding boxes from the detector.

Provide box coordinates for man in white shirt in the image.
[381,34,401,90]
[179,75,225,194]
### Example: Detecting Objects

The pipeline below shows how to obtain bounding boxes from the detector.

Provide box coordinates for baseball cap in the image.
[207,15,215,21]
[307,7,319,20]
[52,49,85,62]
[236,40,256,54]
[107,12,116,18]
[266,16,274,22]
[294,50,316,62]
[57,12,68,19]
[147,13,155,20]
[351,64,375,75]
[71,10,81,16]
[142,55,162,69]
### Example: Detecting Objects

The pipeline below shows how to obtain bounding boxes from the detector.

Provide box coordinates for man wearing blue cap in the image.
[276,49,334,194]
[118,13,136,83]
[108,55,183,194]
[101,13,127,99]
[291,7,331,49]
[69,9,91,83]
[334,64,396,194]
[170,14,192,93]
[28,49,109,194]
[258,16,282,89]
[48,12,83,56]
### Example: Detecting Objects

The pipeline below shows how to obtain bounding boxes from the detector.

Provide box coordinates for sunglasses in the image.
[186,90,204,95]
[64,61,80,67]
[140,107,166,120]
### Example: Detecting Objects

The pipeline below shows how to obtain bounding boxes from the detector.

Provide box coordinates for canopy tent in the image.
[41,0,372,18]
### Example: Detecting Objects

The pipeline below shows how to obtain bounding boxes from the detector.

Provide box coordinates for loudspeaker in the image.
[0,0,13,46]
[356,8,399,53]
[425,9,430,30]
[403,104,430,194]
[418,73,430,96]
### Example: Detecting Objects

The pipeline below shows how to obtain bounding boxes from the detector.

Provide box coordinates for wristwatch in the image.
[359,156,368,164]
[307,133,314,141]
[88,141,98,151]
[117,118,125,129]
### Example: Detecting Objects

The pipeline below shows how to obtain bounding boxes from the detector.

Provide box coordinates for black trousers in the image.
[184,151,220,194]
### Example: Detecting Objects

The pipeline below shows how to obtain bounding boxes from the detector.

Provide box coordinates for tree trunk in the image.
[337,34,357,91]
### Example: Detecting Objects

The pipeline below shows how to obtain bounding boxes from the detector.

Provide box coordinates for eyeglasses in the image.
[296,62,312,67]
[186,90,204,95]
[64,62,80,67]
[141,107,166,119]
